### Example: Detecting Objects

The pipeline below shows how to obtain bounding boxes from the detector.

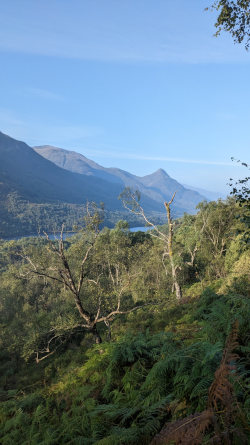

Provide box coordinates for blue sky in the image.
[0,0,249,194]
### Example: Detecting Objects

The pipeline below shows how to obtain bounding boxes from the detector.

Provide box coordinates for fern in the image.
[150,321,250,445]
[150,410,213,445]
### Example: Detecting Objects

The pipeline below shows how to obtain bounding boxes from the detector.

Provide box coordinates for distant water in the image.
[3,227,151,241]
[2,232,75,242]
[130,227,152,232]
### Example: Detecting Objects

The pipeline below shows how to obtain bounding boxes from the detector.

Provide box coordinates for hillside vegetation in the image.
[0,196,249,444]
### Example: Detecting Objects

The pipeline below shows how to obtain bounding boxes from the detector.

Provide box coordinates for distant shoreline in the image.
[1,226,152,241]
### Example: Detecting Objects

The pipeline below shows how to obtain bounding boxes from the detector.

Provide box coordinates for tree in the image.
[207,0,250,49]
[195,198,238,278]
[19,204,154,362]
[229,159,250,242]
[120,188,183,300]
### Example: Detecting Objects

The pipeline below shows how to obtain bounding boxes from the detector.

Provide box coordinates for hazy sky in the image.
[0,0,249,193]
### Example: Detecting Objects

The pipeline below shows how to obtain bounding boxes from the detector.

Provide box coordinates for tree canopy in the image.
[207,0,250,48]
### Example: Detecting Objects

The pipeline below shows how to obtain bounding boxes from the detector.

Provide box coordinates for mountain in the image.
[0,131,208,237]
[139,169,206,214]
[34,145,206,214]
[0,132,129,209]
[0,132,168,237]
[0,132,176,214]
[33,145,123,184]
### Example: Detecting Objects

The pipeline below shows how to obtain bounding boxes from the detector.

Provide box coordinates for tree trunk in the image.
[92,325,102,344]
[164,198,183,301]
[174,280,182,301]
[169,255,182,300]
[105,320,112,341]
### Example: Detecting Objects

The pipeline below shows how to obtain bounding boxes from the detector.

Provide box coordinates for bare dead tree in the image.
[164,195,182,300]
[120,188,182,300]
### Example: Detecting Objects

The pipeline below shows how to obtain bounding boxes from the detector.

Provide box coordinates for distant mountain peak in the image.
[142,169,172,182]
[154,168,169,176]
[141,168,170,180]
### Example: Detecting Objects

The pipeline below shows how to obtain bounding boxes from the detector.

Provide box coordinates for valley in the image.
[0,131,210,238]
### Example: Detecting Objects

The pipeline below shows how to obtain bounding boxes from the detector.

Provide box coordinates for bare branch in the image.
[97,301,160,323]
[121,191,167,241]
[167,191,176,206]
[77,244,93,293]
[94,295,102,323]
[36,349,57,363]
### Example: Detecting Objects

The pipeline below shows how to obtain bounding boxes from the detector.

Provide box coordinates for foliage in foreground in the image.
[0,286,249,444]
[207,0,250,49]
[0,198,249,444]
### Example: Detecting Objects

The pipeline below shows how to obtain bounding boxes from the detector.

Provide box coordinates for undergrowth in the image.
[0,286,249,444]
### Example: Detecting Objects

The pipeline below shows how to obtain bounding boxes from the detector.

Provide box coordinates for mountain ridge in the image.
[33,144,207,213]
[0,131,210,237]
[0,132,124,208]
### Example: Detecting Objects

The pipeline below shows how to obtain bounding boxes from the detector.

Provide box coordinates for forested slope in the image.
[0,197,249,444]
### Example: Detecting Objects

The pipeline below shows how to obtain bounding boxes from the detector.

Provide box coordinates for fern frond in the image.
[208,320,239,412]
[150,320,249,445]
[149,410,213,445]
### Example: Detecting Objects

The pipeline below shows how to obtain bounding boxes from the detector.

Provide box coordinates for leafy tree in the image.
[18,205,156,361]
[207,0,250,49]
[229,159,250,242]
[195,198,238,279]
